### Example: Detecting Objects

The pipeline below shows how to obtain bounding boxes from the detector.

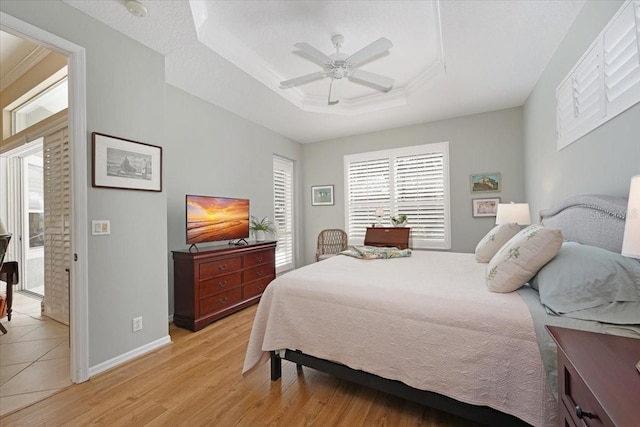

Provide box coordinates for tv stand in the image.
[172,241,276,331]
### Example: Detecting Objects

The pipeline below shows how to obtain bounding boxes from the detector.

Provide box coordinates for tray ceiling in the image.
[62,0,586,143]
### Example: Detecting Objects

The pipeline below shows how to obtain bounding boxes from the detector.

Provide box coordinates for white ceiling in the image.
[62,0,586,143]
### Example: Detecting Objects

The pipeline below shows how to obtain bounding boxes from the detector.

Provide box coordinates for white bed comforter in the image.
[243,251,556,427]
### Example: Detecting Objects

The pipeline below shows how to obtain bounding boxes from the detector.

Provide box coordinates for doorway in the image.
[0,11,89,386]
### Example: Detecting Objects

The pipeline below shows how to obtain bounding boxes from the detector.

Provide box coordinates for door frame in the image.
[1,12,89,383]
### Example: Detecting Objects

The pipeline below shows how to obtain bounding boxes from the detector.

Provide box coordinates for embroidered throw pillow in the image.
[487,224,563,293]
[475,223,521,263]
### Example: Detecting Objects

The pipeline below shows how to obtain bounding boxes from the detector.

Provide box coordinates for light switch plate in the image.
[92,220,110,235]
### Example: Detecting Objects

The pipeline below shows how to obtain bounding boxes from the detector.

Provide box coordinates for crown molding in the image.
[0,45,51,92]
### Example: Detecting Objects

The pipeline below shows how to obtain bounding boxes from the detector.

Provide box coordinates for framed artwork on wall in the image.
[470,172,500,193]
[92,132,162,191]
[472,197,500,217]
[311,185,334,206]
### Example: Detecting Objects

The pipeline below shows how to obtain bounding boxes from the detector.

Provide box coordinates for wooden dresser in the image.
[364,227,410,249]
[172,241,276,331]
[546,326,640,426]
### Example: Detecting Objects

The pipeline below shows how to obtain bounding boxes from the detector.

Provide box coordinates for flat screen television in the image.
[186,195,250,245]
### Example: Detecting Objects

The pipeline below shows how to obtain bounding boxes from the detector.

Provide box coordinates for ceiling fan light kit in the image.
[280,34,395,105]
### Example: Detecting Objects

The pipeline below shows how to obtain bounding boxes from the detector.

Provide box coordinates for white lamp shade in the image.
[375,208,384,217]
[496,203,531,225]
[622,174,640,258]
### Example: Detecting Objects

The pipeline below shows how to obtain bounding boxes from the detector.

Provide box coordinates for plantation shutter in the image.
[345,142,450,249]
[346,156,390,243]
[394,151,446,247]
[273,156,294,273]
[603,1,640,118]
[556,0,640,150]
[43,127,71,325]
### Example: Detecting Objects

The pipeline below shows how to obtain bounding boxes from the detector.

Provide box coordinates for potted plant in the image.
[390,214,408,227]
[249,216,276,241]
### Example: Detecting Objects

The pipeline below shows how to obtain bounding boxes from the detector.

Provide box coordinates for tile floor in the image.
[0,291,71,417]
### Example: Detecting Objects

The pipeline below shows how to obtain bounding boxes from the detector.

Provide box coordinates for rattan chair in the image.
[316,229,348,261]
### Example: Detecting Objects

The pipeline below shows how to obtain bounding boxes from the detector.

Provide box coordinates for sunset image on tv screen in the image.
[186,196,249,244]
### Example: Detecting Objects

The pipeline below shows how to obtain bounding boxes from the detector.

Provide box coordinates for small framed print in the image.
[472,197,500,217]
[311,185,334,206]
[470,172,500,193]
[92,132,162,192]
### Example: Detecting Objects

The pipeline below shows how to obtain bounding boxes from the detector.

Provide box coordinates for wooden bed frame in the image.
[267,194,629,427]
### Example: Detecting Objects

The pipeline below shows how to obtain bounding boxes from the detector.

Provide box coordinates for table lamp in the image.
[375,208,384,227]
[496,202,531,226]
[622,174,639,259]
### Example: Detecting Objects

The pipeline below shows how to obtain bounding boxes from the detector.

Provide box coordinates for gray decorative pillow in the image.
[531,242,640,324]
[487,224,563,293]
[475,223,521,263]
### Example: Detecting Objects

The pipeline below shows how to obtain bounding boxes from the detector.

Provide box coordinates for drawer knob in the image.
[219,297,227,304]
[218,264,226,271]
[256,270,263,276]
[218,281,227,287]
[575,406,594,420]
[257,256,263,262]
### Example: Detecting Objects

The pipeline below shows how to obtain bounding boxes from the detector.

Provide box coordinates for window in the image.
[556,1,640,150]
[344,142,450,249]
[12,76,68,135]
[273,156,294,273]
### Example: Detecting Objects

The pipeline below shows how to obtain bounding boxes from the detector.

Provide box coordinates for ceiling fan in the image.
[280,34,395,105]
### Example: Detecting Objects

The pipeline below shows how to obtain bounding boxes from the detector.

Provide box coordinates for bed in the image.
[242,195,639,427]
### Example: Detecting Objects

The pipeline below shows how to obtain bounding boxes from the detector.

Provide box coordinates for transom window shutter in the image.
[273,156,294,273]
[44,127,71,325]
[345,142,450,249]
[556,0,640,150]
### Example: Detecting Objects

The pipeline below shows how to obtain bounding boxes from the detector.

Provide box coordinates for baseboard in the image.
[88,335,172,378]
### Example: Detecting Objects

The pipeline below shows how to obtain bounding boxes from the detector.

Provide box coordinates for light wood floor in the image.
[1,305,481,426]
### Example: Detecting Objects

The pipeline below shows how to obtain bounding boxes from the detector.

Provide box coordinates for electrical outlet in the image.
[132,316,143,332]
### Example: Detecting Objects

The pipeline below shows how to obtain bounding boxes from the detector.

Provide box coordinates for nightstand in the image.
[546,326,640,426]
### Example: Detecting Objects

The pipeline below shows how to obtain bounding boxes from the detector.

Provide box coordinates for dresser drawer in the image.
[199,288,242,315]
[243,249,274,267]
[243,276,272,299]
[199,256,241,279]
[200,272,242,297]
[244,264,274,282]
[559,357,610,426]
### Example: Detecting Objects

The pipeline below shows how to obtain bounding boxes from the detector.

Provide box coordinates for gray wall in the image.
[164,85,303,315]
[1,1,169,367]
[301,107,524,264]
[523,0,640,217]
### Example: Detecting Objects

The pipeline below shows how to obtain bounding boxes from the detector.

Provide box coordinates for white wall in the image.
[0,1,169,367]
[164,85,303,315]
[523,0,640,217]
[301,107,524,264]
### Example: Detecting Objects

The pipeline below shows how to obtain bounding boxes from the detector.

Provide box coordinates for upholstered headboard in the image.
[540,195,628,254]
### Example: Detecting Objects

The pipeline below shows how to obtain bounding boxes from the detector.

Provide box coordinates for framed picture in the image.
[470,172,500,193]
[311,185,334,206]
[92,132,162,192]
[472,197,500,217]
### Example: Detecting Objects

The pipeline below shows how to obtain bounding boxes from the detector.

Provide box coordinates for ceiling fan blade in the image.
[280,71,326,88]
[347,37,393,68]
[294,42,333,67]
[349,69,394,91]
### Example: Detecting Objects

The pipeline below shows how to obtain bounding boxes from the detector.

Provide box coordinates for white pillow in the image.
[487,224,563,293]
[475,223,521,263]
